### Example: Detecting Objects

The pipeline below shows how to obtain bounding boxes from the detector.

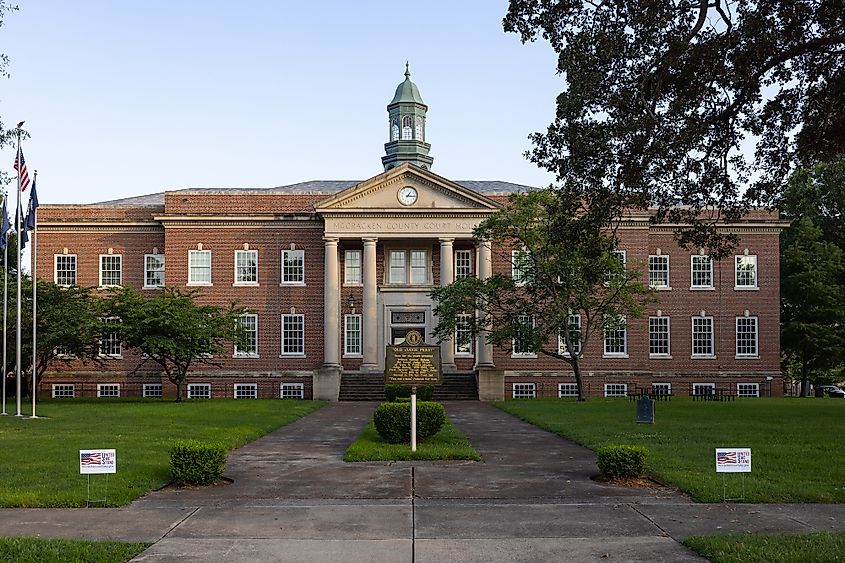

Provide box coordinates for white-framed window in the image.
[605,250,627,284]
[736,316,759,357]
[512,315,536,357]
[387,249,429,285]
[97,384,120,398]
[54,254,77,287]
[234,250,258,285]
[558,383,579,398]
[693,382,716,396]
[234,314,258,357]
[99,317,121,358]
[402,115,413,139]
[737,383,760,397]
[511,249,531,284]
[99,254,122,287]
[281,314,305,356]
[143,383,163,398]
[558,314,582,356]
[281,249,305,285]
[415,116,424,141]
[604,383,628,397]
[692,316,715,357]
[187,383,212,399]
[735,255,758,289]
[410,250,427,284]
[280,382,305,399]
[603,317,627,356]
[344,250,361,285]
[512,383,536,399]
[455,249,473,279]
[233,383,257,399]
[648,255,669,288]
[344,314,362,356]
[188,250,212,285]
[651,382,672,396]
[51,384,75,398]
[144,254,165,288]
[691,255,713,289]
[389,250,406,284]
[455,313,473,355]
[649,316,671,357]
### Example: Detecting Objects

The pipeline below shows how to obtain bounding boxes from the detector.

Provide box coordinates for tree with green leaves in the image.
[431,189,653,401]
[3,279,102,400]
[104,287,247,401]
[780,158,845,395]
[780,217,845,395]
[504,0,845,254]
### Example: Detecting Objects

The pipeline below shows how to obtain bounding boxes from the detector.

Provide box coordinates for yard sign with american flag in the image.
[715,448,751,473]
[79,449,117,474]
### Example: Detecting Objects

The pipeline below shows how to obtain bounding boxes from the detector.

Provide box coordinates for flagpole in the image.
[1,192,7,417]
[14,125,22,417]
[30,171,37,419]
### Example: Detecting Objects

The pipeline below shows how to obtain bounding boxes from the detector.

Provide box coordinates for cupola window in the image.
[391,119,399,141]
[415,117,424,141]
[402,116,413,139]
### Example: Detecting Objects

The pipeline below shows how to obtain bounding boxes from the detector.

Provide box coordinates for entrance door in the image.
[389,310,427,345]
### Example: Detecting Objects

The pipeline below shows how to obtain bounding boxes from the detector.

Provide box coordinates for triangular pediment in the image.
[315,164,503,213]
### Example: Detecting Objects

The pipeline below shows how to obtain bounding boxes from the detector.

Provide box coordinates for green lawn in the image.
[0,537,149,563]
[0,399,324,507]
[495,397,845,503]
[344,418,481,462]
[684,532,845,563]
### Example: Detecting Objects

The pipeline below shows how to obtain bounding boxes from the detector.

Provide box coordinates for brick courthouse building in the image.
[35,70,786,400]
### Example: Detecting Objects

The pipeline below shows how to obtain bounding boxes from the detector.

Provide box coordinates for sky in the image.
[0,1,563,205]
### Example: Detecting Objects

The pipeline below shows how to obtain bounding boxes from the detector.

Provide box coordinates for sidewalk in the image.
[0,401,843,562]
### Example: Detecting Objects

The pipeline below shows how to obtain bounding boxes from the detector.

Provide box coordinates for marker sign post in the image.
[715,447,751,501]
[384,330,441,452]
[80,449,116,506]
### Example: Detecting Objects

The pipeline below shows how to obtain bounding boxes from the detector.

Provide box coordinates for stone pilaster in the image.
[322,237,340,368]
[361,238,379,372]
[476,239,495,368]
[439,237,456,371]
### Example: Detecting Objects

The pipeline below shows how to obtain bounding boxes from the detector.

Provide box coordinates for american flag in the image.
[80,452,103,466]
[13,147,30,192]
[717,451,737,465]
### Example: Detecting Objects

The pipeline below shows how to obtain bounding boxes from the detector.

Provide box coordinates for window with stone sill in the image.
[234,250,258,285]
[144,254,165,288]
[234,314,258,357]
[387,249,430,285]
[99,255,122,287]
[55,254,77,287]
[735,255,758,289]
[344,250,362,285]
[188,250,212,285]
[281,250,305,285]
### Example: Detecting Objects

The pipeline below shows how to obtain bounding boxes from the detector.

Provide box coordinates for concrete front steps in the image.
[338,371,478,401]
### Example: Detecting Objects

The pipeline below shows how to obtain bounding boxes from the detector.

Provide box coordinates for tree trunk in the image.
[800,361,809,397]
[572,357,587,402]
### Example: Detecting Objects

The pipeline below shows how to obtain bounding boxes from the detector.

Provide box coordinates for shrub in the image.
[373,401,446,444]
[595,444,649,479]
[170,440,227,486]
[384,384,434,402]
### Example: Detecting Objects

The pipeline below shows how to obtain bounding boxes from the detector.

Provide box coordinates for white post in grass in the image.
[411,385,417,452]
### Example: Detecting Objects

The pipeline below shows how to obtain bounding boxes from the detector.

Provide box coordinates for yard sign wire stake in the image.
[86,473,110,508]
[721,473,746,502]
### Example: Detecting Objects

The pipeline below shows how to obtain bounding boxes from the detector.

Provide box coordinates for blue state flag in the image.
[0,195,9,251]
[25,177,39,231]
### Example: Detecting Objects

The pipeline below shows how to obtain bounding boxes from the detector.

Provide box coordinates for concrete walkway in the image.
[1,401,844,562]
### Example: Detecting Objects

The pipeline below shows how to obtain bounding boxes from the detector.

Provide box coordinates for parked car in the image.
[817,385,845,398]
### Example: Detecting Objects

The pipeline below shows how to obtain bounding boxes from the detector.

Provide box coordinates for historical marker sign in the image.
[635,396,655,424]
[384,330,442,385]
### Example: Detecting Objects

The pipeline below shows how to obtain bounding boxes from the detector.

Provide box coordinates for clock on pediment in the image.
[398,186,418,206]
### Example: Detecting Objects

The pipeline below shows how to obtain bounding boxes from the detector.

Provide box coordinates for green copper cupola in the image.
[382,63,434,171]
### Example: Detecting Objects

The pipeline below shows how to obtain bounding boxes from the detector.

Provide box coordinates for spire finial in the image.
[405,61,410,79]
